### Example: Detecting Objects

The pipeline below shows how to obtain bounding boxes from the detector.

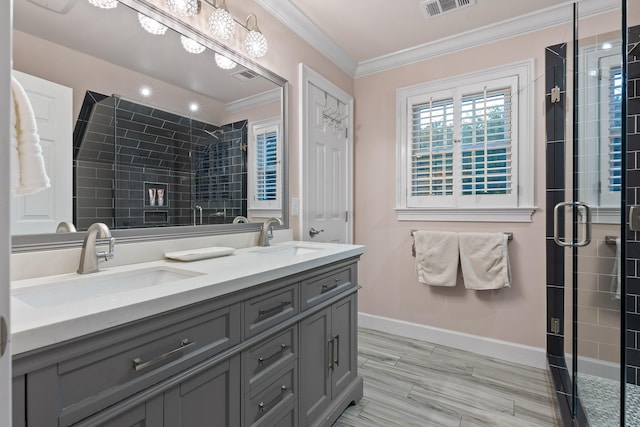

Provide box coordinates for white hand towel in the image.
[10,75,50,196]
[459,232,511,290]
[414,231,459,287]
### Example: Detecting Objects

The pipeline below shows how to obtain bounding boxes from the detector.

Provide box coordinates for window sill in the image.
[395,207,537,223]
[249,208,283,219]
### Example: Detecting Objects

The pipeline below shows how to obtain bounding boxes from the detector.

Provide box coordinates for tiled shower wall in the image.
[626,26,640,386]
[73,93,247,230]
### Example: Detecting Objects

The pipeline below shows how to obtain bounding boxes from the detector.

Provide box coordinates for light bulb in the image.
[181,36,205,54]
[138,13,168,35]
[215,53,237,70]
[166,0,200,17]
[88,0,118,9]
[209,7,235,40]
[244,30,268,58]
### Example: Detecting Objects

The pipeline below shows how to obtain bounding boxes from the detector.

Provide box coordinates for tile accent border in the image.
[358,312,547,369]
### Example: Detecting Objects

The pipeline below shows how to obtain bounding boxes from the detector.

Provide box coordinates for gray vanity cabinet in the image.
[164,355,241,427]
[12,256,362,427]
[299,294,357,427]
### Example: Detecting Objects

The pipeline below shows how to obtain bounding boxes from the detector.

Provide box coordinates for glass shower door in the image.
[566,2,624,424]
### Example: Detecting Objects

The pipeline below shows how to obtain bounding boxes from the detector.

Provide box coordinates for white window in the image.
[578,43,622,223]
[396,60,535,222]
[249,118,282,217]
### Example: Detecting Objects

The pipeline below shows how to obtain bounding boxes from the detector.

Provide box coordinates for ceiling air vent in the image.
[231,69,258,81]
[420,0,476,19]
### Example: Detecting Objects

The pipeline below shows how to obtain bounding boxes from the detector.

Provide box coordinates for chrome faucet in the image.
[77,223,115,274]
[259,217,283,246]
[233,216,250,224]
[56,221,77,233]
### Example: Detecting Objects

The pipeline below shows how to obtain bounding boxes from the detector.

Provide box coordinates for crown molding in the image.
[256,0,619,79]
[356,0,619,77]
[255,0,358,77]
[226,88,281,113]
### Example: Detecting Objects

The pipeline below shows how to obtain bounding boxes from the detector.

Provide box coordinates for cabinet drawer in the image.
[245,284,298,337]
[246,363,296,427]
[58,303,240,425]
[301,266,354,310]
[243,326,297,391]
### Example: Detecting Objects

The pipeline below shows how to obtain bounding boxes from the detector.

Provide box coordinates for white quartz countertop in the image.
[10,241,365,355]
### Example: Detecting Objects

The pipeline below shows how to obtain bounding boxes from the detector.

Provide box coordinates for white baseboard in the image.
[358,312,547,369]
[565,354,621,381]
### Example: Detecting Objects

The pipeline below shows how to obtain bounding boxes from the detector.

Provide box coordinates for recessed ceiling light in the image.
[189,102,199,112]
[140,86,151,97]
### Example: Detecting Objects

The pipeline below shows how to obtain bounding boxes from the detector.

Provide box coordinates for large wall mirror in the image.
[11,0,287,251]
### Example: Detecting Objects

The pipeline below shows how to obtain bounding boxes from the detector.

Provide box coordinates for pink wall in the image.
[353,25,571,349]
[353,11,623,349]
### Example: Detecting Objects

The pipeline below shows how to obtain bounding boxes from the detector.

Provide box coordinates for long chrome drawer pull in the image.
[258,343,288,365]
[321,278,341,293]
[258,385,288,414]
[328,339,334,369]
[333,334,340,367]
[258,300,290,317]
[132,339,196,372]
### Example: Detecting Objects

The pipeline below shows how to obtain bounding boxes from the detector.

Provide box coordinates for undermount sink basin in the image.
[12,267,204,308]
[255,244,325,256]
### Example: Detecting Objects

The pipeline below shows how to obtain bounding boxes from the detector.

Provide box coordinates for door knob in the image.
[309,227,324,237]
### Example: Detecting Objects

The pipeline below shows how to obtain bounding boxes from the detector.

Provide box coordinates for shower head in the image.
[203,129,224,139]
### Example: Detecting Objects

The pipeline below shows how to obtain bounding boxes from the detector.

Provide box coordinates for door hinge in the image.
[550,86,561,103]
[345,211,348,222]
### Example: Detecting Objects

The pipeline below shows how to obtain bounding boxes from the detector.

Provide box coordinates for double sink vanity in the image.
[10,234,365,426]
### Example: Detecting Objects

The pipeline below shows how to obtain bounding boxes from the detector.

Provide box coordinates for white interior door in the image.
[11,70,72,235]
[300,65,353,244]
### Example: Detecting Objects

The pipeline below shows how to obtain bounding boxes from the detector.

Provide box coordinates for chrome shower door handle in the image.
[553,201,592,248]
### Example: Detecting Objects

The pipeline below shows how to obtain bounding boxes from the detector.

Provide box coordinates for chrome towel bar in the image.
[410,229,513,241]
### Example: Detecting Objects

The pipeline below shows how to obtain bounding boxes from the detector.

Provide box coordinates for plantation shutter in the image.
[608,66,622,193]
[256,129,278,201]
[408,96,455,207]
[460,87,512,196]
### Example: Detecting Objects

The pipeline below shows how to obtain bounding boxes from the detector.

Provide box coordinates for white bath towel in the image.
[414,231,459,287]
[10,75,50,195]
[610,237,621,301]
[459,232,511,290]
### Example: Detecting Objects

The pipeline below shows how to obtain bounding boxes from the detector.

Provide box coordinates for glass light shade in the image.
[88,0,118,9]
[166,0,200,17]
[244,30,268,58]
[214,53,237,70]
[137,13,168,35]
[208,7,235,40]
[181,36,205,54]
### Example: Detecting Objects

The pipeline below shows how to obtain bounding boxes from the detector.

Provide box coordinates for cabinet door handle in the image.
[333,334,340,367]
[258,343,288,366]
[328,339,334,369]
[258,385,288,415]
[258,300,290,318]
[321,279,340,294]
[132,338,195,372]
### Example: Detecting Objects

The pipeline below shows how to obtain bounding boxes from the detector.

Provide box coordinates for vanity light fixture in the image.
[208,0,235,40]
[180,36,206,54]
[243,14,268,58]
[166,0,201,17]
[87,0,118,9]
[214,53,237,70]
[138,13,168,35]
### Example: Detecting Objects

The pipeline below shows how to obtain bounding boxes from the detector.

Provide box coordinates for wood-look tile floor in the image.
[333,328,561,427]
